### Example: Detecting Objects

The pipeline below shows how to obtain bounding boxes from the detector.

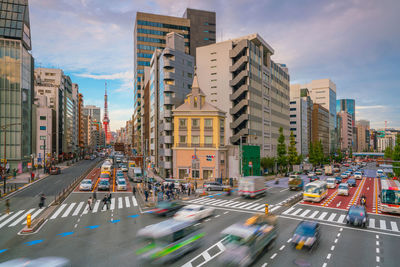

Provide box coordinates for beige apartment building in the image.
[356,120,370,152]
[312,103,330,155]
[196,33,290,157]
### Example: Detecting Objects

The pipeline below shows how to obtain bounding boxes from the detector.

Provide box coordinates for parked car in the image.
[338,183,349,196]
[347,178,356,187]
[346,205,368,227]
[120,165,128,172]
[50,166,61,175]
[203,182,226,191]
[291,221,320,251]
[174,205,214,221]
[79,179,93,191]
[150,201,184,217]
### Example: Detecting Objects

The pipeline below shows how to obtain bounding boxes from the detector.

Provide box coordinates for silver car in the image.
[203,182,225,191]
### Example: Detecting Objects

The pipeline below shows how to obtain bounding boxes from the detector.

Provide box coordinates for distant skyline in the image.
[30,0,400,130]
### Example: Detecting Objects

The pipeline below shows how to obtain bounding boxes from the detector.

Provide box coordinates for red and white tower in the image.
[103,82,111,144]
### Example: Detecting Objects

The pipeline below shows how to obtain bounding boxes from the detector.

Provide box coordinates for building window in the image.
[204,38,209,41]
[211,79,217,82]
[290,114,296,118]
[290,108,296,111]
[290,128,296,131]
[179,119,187,128]
[205,136,213,144]
[179,136,187,143]
[211,86,217,88]
[187,72,192,78]
[220,119,225,132]
[290,121,296,125]
[220,135,224,144]
[211,52,216,55]
[194,97,198,108]
[203,170,213,179]
[192,136,200,144]
[205,119,213,128]
[187,61,192,67]
[211,73,217,75]
[40,116,46,120]
[40,126,46,130]
[192,119,200,128]
[290,101,296,104]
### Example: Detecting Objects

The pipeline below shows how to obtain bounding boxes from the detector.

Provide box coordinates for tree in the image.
[392,135,400,177]
[314,141,324,166]
[288,131,298,170]
[309,142,316,166]
[336,148,343,163]
[384,146,393,159]
[277,127,287,174]
[261,157,275,173]
[349,147,353,159]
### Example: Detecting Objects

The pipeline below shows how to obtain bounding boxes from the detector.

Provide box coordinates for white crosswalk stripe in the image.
[380,220,387,230]
[309,211,319,219]
[92,200,100,213]
[318,212,328,220]
[111,198,116,210]
[125,196,130,208]
[337,214,346,224]
[118,197,123,209]
[23,208,44,225]
[299,209,311,217]
[270,206,281,212]
[327,213,337,222]
[291,208,303,216]
[369,218,375,228]
[283,207,295,215]
[0,210,25,229]
[9,208,35,227]
[50,204,67,220]
[62,203,76,218]
[132,196,138,206]
[0,213,11,223]
[391,221,398,232]
[72,202,84,216]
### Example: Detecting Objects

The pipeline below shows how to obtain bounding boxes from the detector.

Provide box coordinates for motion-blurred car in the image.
[99,172,111,180]
[120,165,128,172]
[338,183,349,196]
[341,173,349,179]
[326,178,336,189]
[346,205,367,227]
[335,176,342,184]
[347,178,356,187]
[98,179,110,191]
[307,172,316,178]
[309,176,319,182]
[203,182,226,191]
[174,205,214,221]
[116,179,127,190]
[291,221,320,250]
[354,171,362,179]
[150,201,184,217]
[79,179,93,191]
[0,257,70,267]
[315,169,323,175]
[84,155,90,160]
[49,166,61,175]
[136,219,204,264]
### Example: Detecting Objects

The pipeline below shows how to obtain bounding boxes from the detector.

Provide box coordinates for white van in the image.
[377,169,384,177]
[338,183,349,196]
[238,176,266,198]
[326,178,336,189]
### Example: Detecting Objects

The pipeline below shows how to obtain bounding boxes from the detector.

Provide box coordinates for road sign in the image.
[27,163,32,169]
[249,161,253,168]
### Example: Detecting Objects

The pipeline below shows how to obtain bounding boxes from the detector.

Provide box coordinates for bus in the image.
[380,179,400,214]
[303,180,328,202]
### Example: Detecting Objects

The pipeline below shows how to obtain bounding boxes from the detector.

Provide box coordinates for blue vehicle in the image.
[346,205,367,227]
[335,176,342,184]
[292,221,320,250]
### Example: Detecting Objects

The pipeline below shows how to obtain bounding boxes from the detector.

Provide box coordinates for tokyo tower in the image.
[103,82,110,144]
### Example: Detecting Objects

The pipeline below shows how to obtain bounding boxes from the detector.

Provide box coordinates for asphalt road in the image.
[1,162,399,267]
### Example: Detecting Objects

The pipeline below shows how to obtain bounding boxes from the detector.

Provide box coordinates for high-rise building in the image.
[312,103,330,155]
[337,111,353,151]
[294,79,337,153]
[78,93,85,152]
[133,9,216,152]
[83,105,101,123]
[197,33,290,157]
[356,120,370,152]
[148,32,195,178]
[337,99,356,149]
[290,85,313,155]
[0,0,34,170]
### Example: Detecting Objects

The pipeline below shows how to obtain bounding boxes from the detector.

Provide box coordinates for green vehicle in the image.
[288,175,304,191]
[136,219,204,264]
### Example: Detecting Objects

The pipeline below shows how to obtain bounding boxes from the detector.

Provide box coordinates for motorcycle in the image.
[360,196,366,206]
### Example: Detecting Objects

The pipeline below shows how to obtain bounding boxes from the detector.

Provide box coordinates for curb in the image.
[282,192,303,206]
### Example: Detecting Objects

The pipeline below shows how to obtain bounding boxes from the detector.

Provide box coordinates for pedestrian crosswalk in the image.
[282,207,400,232]
[0,196,138,229]
[186,197,282,213]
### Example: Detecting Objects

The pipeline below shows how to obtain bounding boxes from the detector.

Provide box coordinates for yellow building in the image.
[173,74,227,180]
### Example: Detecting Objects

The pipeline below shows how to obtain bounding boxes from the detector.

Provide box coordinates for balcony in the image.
[230,113,249,129]
[163,110,172,118]
[164,148,172,157]
[162,161,172,169]
[230,128,250,144]
[230,84,249,101]
[164,72,174,80]
[230,99,248,115]
[164,122,173,131]
[229,69,248,87]
[164,95,173,105]
[162,135,173,144]
[229,39,248,59]
[229,55,248,73]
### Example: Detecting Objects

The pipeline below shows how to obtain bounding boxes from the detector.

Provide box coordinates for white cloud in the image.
[356,105,385,110]
[75,71,133,80]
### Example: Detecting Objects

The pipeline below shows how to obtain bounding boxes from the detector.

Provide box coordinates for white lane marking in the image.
[331,245,335,251]
[309,211,319,219]
[224,211,229,214]
[376,248,380,253]
[9,208,35,227]
[282,207,295,215]
[376,241,379,246]
[50,204,67,220]
[376,256,380,262]
[74,224,77,228]
[299,209,311,217]
[110,198,115,210]
[270,206,281,212]
[337,233,341,237]
[261,263,268,267]
[369,218,375,228]
[270,253,277,259]
[327,213,337,222]
[291,208,303,216]
[334,239,338,243]
[72,202,84,216]
[203,251,211,261]
[215,215,220,218]
[181,240,226,267]
[340,228,343,231]
[62,203,76,217]
[287,238,292,243]
[0,210,24,228]
[23,208,44,224]
[92,200,100,213]
[118,197,123,209]
[0,213,11,223]
[194,223,201,227]
[280,188,289,192]
[327,253,331,259]
[322,263,327,267]
[318,212,328,220]
[337,214,346,223]
[125,196,131,208]
[82,204,90,215]
[205,218,211,222]
[379,220,386,230]
[336,201,342,207]
[279,245,285,251]
[132,196,138,206]
[376,235,379,239]
[390,221,398,232]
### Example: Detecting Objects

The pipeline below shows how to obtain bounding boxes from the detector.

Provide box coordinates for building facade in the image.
[0,0,34,170]
[197,33,290,157]
[83,105,101,123]
[337,99,356,149]
[172,74,227,180]
[356,120,370,152]
[337,111,353,151]
[148,33,195,178]
[133,9,216,153]
[312,103,330,155]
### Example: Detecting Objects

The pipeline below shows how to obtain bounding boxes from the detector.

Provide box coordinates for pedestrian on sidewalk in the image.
[132,186,136,196]
[102,195,108,210]
[39,193,46,209]
[5,199,10,214]
[108,193,112,204]
[30,172,35,183]
[144,190,149,202]
[87,197,93,211]
[92,190,97,201]
[188,183,191,196]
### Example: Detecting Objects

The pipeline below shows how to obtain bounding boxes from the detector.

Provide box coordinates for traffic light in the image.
[206,155,214,161]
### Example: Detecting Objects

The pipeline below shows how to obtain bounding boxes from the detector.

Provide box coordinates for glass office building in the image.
[0,0,33,170]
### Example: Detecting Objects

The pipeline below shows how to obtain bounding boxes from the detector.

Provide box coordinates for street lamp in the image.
[1,122,22,192]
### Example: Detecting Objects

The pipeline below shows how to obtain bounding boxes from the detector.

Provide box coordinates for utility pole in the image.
[239,136,243,177]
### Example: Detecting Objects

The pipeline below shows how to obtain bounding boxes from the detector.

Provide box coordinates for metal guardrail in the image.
[52,160,102,206]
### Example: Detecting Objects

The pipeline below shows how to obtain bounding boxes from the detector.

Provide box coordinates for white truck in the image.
[128,167,143,182]
[238,176,266,198]
[324,165,333,176]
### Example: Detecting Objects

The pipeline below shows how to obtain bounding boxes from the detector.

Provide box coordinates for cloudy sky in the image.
[29,0,400,130]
